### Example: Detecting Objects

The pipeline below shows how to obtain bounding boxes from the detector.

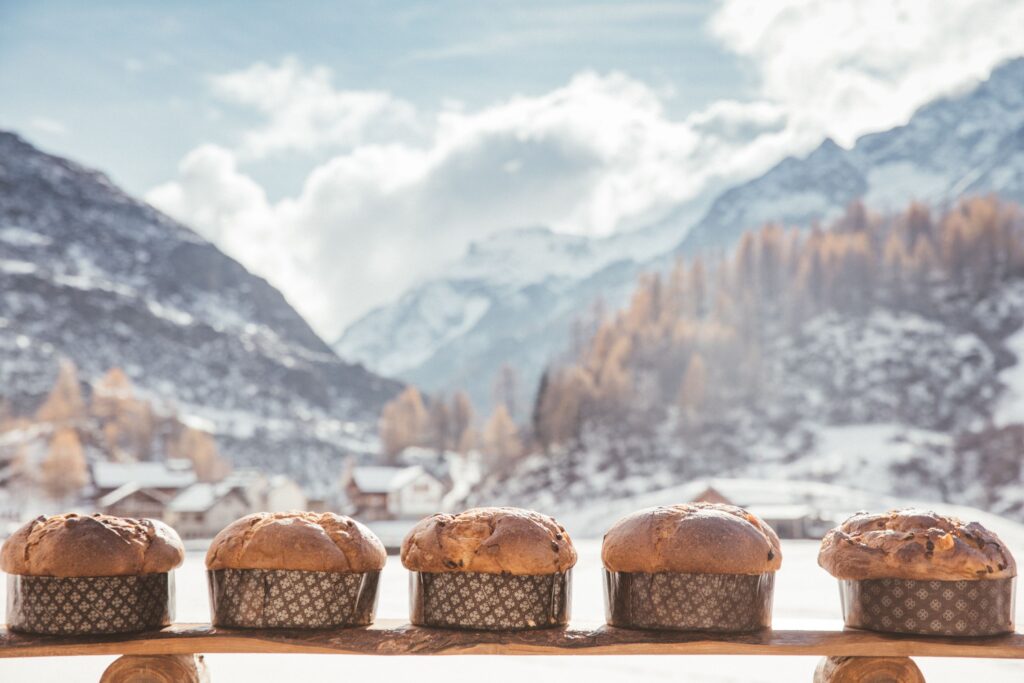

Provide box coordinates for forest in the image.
[379,196,1024,480]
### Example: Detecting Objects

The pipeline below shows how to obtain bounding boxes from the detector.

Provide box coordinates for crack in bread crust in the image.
[401,507,577,575]
[0,513,184,577]
[205,511,386,573]
[818,509,1017,581]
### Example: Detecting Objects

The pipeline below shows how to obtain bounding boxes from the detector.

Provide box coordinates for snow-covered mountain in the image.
[467,276,1024,521]
[337,57,1024,408]
[682,56,1024,251]
[336,215,695,409]
[0,131,400,480]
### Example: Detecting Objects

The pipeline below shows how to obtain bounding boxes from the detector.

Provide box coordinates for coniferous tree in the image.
[427,396,452,454]
[677,353,708,419]
[379,386,429,459]
[450,391,475,454]
[35,359,85,424]
[41,428,88,500]
[483,404,522,465]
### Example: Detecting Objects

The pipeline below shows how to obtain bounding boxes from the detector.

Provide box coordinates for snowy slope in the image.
[336,219,692,408]
[682,56,1024,251]
[0,131,400,479]
[465,276,1024,521]
[338,57,1024,408]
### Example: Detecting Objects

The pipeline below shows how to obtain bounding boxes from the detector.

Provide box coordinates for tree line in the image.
[376,197,1024,468]
[531,197,1024,451]
[0,360,230,501]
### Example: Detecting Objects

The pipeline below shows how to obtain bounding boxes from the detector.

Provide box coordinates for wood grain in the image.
[1,621,1022,659]
[814,656,926,683]
[100,654,210,683]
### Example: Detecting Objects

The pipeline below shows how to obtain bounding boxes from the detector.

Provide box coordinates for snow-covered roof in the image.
[678,478,883,509]
[167,482,244,513]
[223,469,298,491]
[743,503,818,521]
[351,465,431,494]
[557,477,891,538]
[92,459,197,490]
[97,482,170,509]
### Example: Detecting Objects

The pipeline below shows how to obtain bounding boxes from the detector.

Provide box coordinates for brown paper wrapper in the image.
[839,577,1015,636]
[5,572,174,635]
[207,568,379,629]
[603,569,775,632]
[409,570,571,630]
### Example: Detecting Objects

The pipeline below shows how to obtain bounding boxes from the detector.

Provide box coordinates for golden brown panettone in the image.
[602,503,782,574]
[401,507,576,575]
[0,513,184,577]
[206,511,386,573]
[818,509,1016,581]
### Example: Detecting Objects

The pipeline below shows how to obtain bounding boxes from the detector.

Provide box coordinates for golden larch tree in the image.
[378,386,429,459]
[41,427,88,500]
[483,403,522,462]
[35,359,85,424]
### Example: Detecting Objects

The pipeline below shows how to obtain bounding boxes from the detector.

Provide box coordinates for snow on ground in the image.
[997,325,1024,426]
[863,162,950,210]
[2,540,1022,682]
[776,423,950,489]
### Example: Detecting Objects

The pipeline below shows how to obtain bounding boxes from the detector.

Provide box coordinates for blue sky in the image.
[2,1,1023,338]
[0,1,745,198]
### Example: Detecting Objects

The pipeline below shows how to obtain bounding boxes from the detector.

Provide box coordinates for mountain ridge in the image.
[0,130,401,481]
[337,57,1024,410]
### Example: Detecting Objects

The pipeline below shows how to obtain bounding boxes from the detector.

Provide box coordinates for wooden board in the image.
[1,621,1022,659]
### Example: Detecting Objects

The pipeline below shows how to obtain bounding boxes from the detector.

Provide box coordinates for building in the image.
[88,462,309,536]
[678,479,839,539]
[225,470,307,512]
[91,459,198,521]
[97,484,171,519]
[342,465,444,520]
[91,459,197,498]
[164,482,251,539]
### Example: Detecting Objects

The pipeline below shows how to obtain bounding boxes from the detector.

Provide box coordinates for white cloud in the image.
[149,2,1024,341]
[209,56,419,159]
[151,68,760,338]
[29,117,68,136]
[710,0,1024,147]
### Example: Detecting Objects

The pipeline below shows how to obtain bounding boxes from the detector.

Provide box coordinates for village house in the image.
[342,464,444,520]
[92,459,197,498]
[98,484,171,519]
[225,469,307,513]
[164,482,251,540]
[92,459,198,520]
[681,479,836,539]
[90,460,308,537]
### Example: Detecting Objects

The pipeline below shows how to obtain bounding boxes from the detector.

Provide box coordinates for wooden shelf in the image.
[1,621,1022,659]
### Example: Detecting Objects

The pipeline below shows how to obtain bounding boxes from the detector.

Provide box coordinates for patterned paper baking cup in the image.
[839,577,1015,636]
[6,572,174,635]
[207,568,380,629]
[603,569,775,632]
[409,570,571,630]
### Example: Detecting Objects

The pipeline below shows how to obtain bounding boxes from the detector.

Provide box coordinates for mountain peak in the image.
[681,60,1024,252]
[337,57,1024,412]
[1,132,400,480]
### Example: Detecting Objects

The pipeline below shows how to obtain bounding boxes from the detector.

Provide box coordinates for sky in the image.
[3,0,1024,340]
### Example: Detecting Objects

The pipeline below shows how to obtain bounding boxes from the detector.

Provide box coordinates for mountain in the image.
[337,57,1024,409]
[682,56,1024,251]
[335,217,695,410]
[0,131,400,481]
[467,198,1024,522]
